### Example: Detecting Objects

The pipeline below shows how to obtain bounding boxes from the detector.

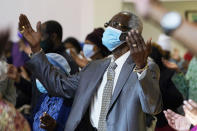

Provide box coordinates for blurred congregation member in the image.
[164,99,197,131]
[171,51,193,100]
[185,56,197,102]
[32,53,71,131]
[0,65,16,106]
[0,30,30,131]
[69,28,111,68]
[149,43,183,131]
[0,32,16,106]
[63,37,82,55]
[134,0,197,54]
[157,34,171,60]
[8,33,33,110]
[156,34,184,72]
[0,98,31,131]
[19,11,162,131]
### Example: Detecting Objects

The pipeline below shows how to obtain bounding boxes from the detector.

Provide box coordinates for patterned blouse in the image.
[186,57,197,102]
[0,99,30,131]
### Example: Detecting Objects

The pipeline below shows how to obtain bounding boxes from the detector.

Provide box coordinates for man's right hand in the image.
[19,14,41,53]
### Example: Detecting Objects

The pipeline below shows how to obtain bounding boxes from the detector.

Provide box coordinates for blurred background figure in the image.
[0,99,31,131]
[0,30,30,131]
[0,31,16,105]
[69,27,111,68]
[133,0,197,54]
[164,99,197,131]
[157,34,171,60]
[185,56,197,102]
[149,43,183,131]
[32,53,72,131]
[63,37,82,55]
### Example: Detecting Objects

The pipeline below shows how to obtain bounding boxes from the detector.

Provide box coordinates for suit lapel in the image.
[108,56,135,112]
[76,58,111,115]
[85,58,111,95]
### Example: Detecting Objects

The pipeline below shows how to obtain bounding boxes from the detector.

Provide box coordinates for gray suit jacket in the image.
[27,51,162,131]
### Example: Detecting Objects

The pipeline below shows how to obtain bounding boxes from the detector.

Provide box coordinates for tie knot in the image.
[109,61,117,70]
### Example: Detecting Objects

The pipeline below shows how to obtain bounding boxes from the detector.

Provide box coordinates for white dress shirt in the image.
[90,51,146,128]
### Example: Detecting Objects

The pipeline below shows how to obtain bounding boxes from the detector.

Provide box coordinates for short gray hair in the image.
[122,11,143,33]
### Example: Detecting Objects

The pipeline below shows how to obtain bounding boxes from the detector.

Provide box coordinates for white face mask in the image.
[66,49,71,55]
[0,60,8,82]
[83,44,95,58]
[66,48,77,55]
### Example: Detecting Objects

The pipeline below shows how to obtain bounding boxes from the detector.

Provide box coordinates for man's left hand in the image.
[126,30,152,69]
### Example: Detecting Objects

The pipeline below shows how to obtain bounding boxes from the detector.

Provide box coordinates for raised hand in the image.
[18,14,41,53]
[183,99,197,126]
[164,109,191,131]
[126,30,152,69]
[40,112,57,131]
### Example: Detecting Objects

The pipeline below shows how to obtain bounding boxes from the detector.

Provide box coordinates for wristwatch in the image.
[160,11,182,35]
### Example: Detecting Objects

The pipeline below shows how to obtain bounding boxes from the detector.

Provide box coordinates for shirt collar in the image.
[108,51,130,67]
[115,51,130,64]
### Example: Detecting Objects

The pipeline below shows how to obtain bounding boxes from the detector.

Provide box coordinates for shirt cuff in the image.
[137,69,147,80]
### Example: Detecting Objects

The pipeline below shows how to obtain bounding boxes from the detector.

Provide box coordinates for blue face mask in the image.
[102,27,125,51]
[36,79,47,93]
[83,44,95,58]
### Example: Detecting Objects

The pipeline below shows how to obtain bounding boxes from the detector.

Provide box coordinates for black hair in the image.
[63,37,82,54]
[149,43,164,69]
[45,20,63,41]
[86,28,111,57]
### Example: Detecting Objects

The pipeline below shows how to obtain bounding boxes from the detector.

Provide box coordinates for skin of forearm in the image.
[148,3,167,22]
[172,21,197,54]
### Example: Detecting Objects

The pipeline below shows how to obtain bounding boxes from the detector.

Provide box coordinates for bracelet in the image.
[133,64,149,73]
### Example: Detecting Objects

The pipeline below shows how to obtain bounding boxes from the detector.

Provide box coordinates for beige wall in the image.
[94,1,197,56]
[94,0,122,28]
[0,0,94,41]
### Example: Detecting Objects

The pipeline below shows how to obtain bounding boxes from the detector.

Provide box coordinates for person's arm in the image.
[134,0,197,54]
[138,60,162,115]
[18,14,83,99]
[26,51,81,99]
[69,49,89,68]
[126,30,162,115]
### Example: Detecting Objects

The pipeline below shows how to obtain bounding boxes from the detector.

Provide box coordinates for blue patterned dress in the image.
[33,93,71,131]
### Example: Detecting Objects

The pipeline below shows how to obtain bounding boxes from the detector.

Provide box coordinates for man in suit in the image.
[19,11,162,131]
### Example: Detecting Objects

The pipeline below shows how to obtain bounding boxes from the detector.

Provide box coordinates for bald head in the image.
[107,11,143,34]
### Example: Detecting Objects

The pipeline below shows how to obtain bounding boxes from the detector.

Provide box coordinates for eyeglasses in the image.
[104,21,131,31]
